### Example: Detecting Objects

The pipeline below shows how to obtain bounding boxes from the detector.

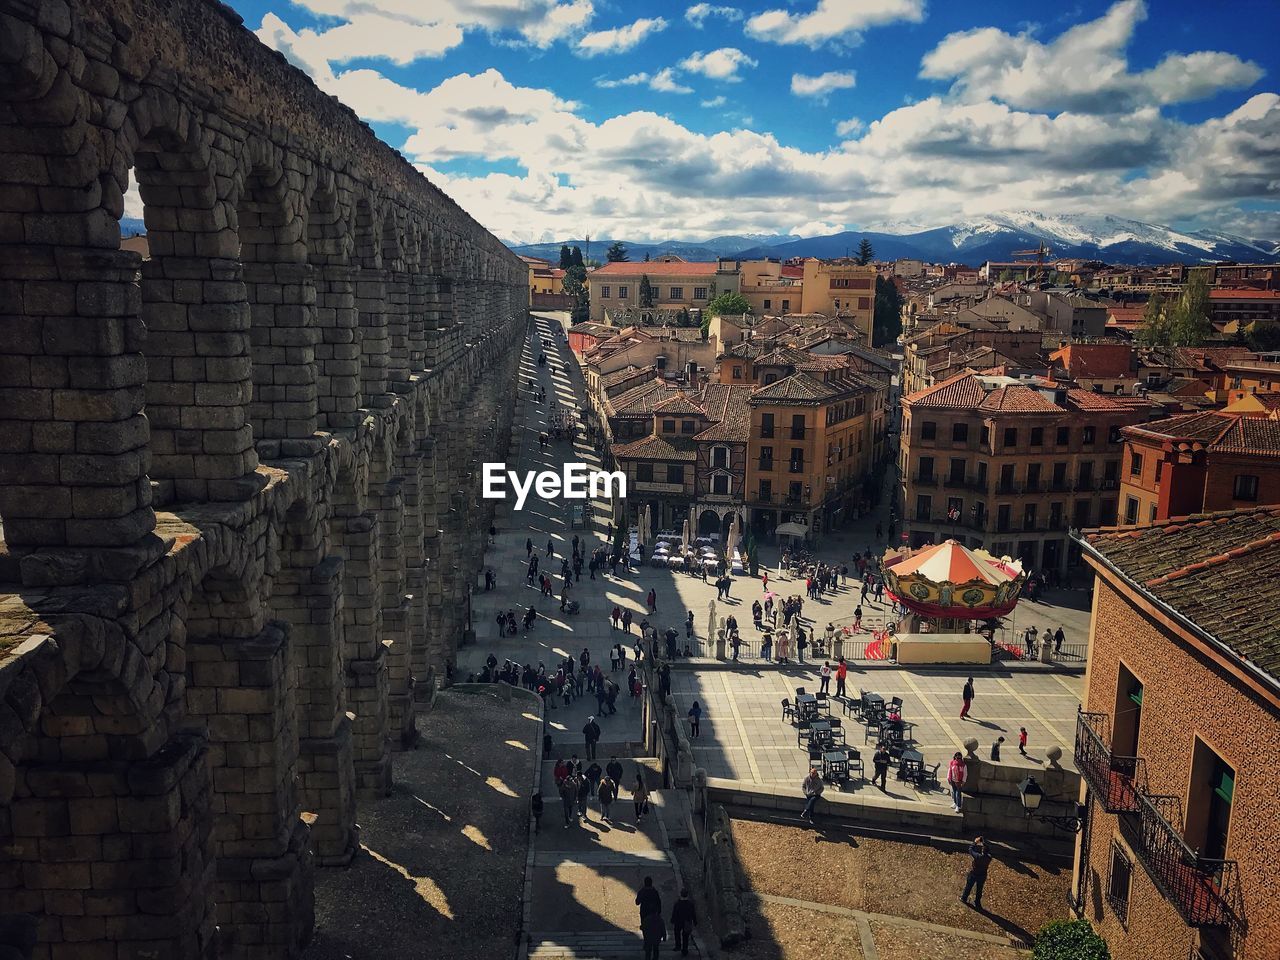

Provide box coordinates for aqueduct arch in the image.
[0,1,527,956]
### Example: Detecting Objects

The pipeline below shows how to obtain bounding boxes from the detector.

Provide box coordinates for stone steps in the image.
[651,789,694,847]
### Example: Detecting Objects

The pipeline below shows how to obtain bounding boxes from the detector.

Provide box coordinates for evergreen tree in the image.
[639,274,654,308]
[606,240,629,263]
[570,246,584,268]
[558,244,572,269]
[856,237,875,266]
[678,307,692,327]
[563,264,589,323]
[873,275,904,347]
[644,251,651,262]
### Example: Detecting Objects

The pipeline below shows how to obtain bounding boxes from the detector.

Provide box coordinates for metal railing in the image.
[1075,711,1145,814]
[1123,792,1240,930]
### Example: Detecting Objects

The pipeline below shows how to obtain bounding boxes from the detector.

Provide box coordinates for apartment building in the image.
[745,370,883,540]
[585,257,740,322]
[1071,508,1278,960]
[799,259,877,343]
[899,372,1152,573]
[1118,394,1280,524]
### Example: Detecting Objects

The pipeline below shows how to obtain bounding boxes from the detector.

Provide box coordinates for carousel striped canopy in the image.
[890,539,1018,585]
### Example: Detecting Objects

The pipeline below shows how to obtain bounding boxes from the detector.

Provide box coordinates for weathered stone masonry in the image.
[0,1,527,958]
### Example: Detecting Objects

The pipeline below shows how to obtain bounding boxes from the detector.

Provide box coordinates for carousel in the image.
[875,539,1029,664]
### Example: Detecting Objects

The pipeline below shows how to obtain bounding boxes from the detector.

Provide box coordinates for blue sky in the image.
[228,0,1280,242]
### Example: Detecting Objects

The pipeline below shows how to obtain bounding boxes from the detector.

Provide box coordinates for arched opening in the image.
[698,509,721,538]
[182,563,314,957]
[132,119,258,505]
[2,667,218,958]
[236,159,318,452]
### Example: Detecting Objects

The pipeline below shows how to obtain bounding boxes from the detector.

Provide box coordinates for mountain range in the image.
[509,211,1280,268]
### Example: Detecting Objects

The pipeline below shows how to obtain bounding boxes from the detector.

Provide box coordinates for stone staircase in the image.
[528,931,703,959]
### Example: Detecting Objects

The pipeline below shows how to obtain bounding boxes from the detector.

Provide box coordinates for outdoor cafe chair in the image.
[846,748,864,777]
[780,698,794,722]
[921,763,941,789]
[796,720,812,745]
[795,686,807,697]
[889,695,904,714]
[815,692,831,713]
[808,746,824,765]
[863,720,882,744]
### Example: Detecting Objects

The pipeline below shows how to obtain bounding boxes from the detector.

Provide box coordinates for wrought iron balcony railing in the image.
[1074,711,1145,814]
[1120,792,1240,930]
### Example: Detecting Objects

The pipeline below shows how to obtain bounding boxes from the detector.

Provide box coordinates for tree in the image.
[998,268,1014,282]
[1169,272,1211,347]
[562,264,589,323]
[639,274,654,308]
[1138,293,1170,347]
[677,307,693,327]
[1033,919,1109,960]
[1245,320,1280,352]
[570,246,584,269]
[873,275,904,347]
[855,237,875,266]
[705,292,753,318]
[606,241,629,263]
[644,251,651,262]
[558,244,572,269]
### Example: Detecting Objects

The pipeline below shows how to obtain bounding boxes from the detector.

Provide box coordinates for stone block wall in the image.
[0,0,531,957]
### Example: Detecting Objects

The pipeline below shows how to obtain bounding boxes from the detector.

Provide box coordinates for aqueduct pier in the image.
[0,0,528,956]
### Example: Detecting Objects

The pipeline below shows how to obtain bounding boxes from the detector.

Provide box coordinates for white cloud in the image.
[791,70,856,99]
[747,0,925,48]
[685,4,743,28]
[261,0,595,63]
[680,48,757,82]
[650,68,693,94]
[920,0,1263,113]
[577,16,668,56]
[701,95,728,108]
[597,72,650,89]
[791,219,845,236]
[250,11,1280,246]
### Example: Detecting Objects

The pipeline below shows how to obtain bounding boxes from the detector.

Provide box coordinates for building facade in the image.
[899,372,1152,573]
[586,257,740,322]
[1118,396,1280,525]
[1072,508,1279,960]
[799,259,877,343]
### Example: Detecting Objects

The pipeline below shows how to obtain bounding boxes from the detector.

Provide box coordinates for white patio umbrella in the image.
[725,513,740,567]
[637,505,648,550]
[681,519,690,552]
[688,504,697,541]
[707,599,717,641]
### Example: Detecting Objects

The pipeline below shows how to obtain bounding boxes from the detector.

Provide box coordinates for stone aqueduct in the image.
[0,0,529,956]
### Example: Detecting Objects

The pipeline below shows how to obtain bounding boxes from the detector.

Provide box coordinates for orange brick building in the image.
[1119,395,1280,524]
[1073,509,1280,960]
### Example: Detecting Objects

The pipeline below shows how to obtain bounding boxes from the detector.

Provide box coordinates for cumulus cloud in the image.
[680,48,757,82]
[686,4,743,27]
[701,95,728,108]
[747,0,925,48]
[263,0,594,63]
[920,0,1263,113]
[650,68,693,94]
[791,71,856,99]
[577,16,668,56]
[252,9,1280,244]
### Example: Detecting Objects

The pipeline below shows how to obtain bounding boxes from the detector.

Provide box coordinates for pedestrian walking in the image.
[526,537,533,557]
[647,588,657,613]
[622,609,633,634]
[598,776,616,821]
[959,676,974,720]
[531,791,543,833]
[1054,626,1065,655]
[576,772,592,821]
[1019,726,1028,756]
[583,716,601,759]
[960,836,991,909]
[687,701,702,738]
[835,657,848,699]
[819,661,831,694]
[991,736,1004,761]
[947,751,967,812]
[761,570,768,592]
[872,743,891,791]
[559,774,577,827]
[633,773,650,821]
[670,889,697,957]
[546,538,554,558]
[800,768,824,822]
[640,909,666,960]
[635,875,662,923]
[607,756,624,790]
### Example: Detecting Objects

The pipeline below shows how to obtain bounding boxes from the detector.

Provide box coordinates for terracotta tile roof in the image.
[601,364,655,388]
[612,433,698,461]
[652,392,706,416]
[796,354,853,373]
[608,380,681,418]
[1216,417,1280,455]
[748,372,838,405]
[1209,289,1280,300]
[1126,410,1280,455]
[570,321,618,337]
[1081,506,1280,683]
[978,384,1062,414]
[1064,389,1143,412]
[755,347,812,367]
[590,261,720,277]
[903,371,988,409]
[1050,344,1135,379]
[693,384,754,442]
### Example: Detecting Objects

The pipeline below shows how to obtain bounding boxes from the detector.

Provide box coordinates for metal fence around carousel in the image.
[683,627,897,662]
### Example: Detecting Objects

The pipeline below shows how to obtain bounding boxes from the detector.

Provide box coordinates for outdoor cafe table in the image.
[863,692,885,720]
[796,694,819,722]
[822,750,848,782]
[809,720,832,746]
[899,749,924,783]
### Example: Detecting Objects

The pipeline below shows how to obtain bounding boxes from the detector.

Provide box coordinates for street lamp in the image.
[1018,775,1086,833]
